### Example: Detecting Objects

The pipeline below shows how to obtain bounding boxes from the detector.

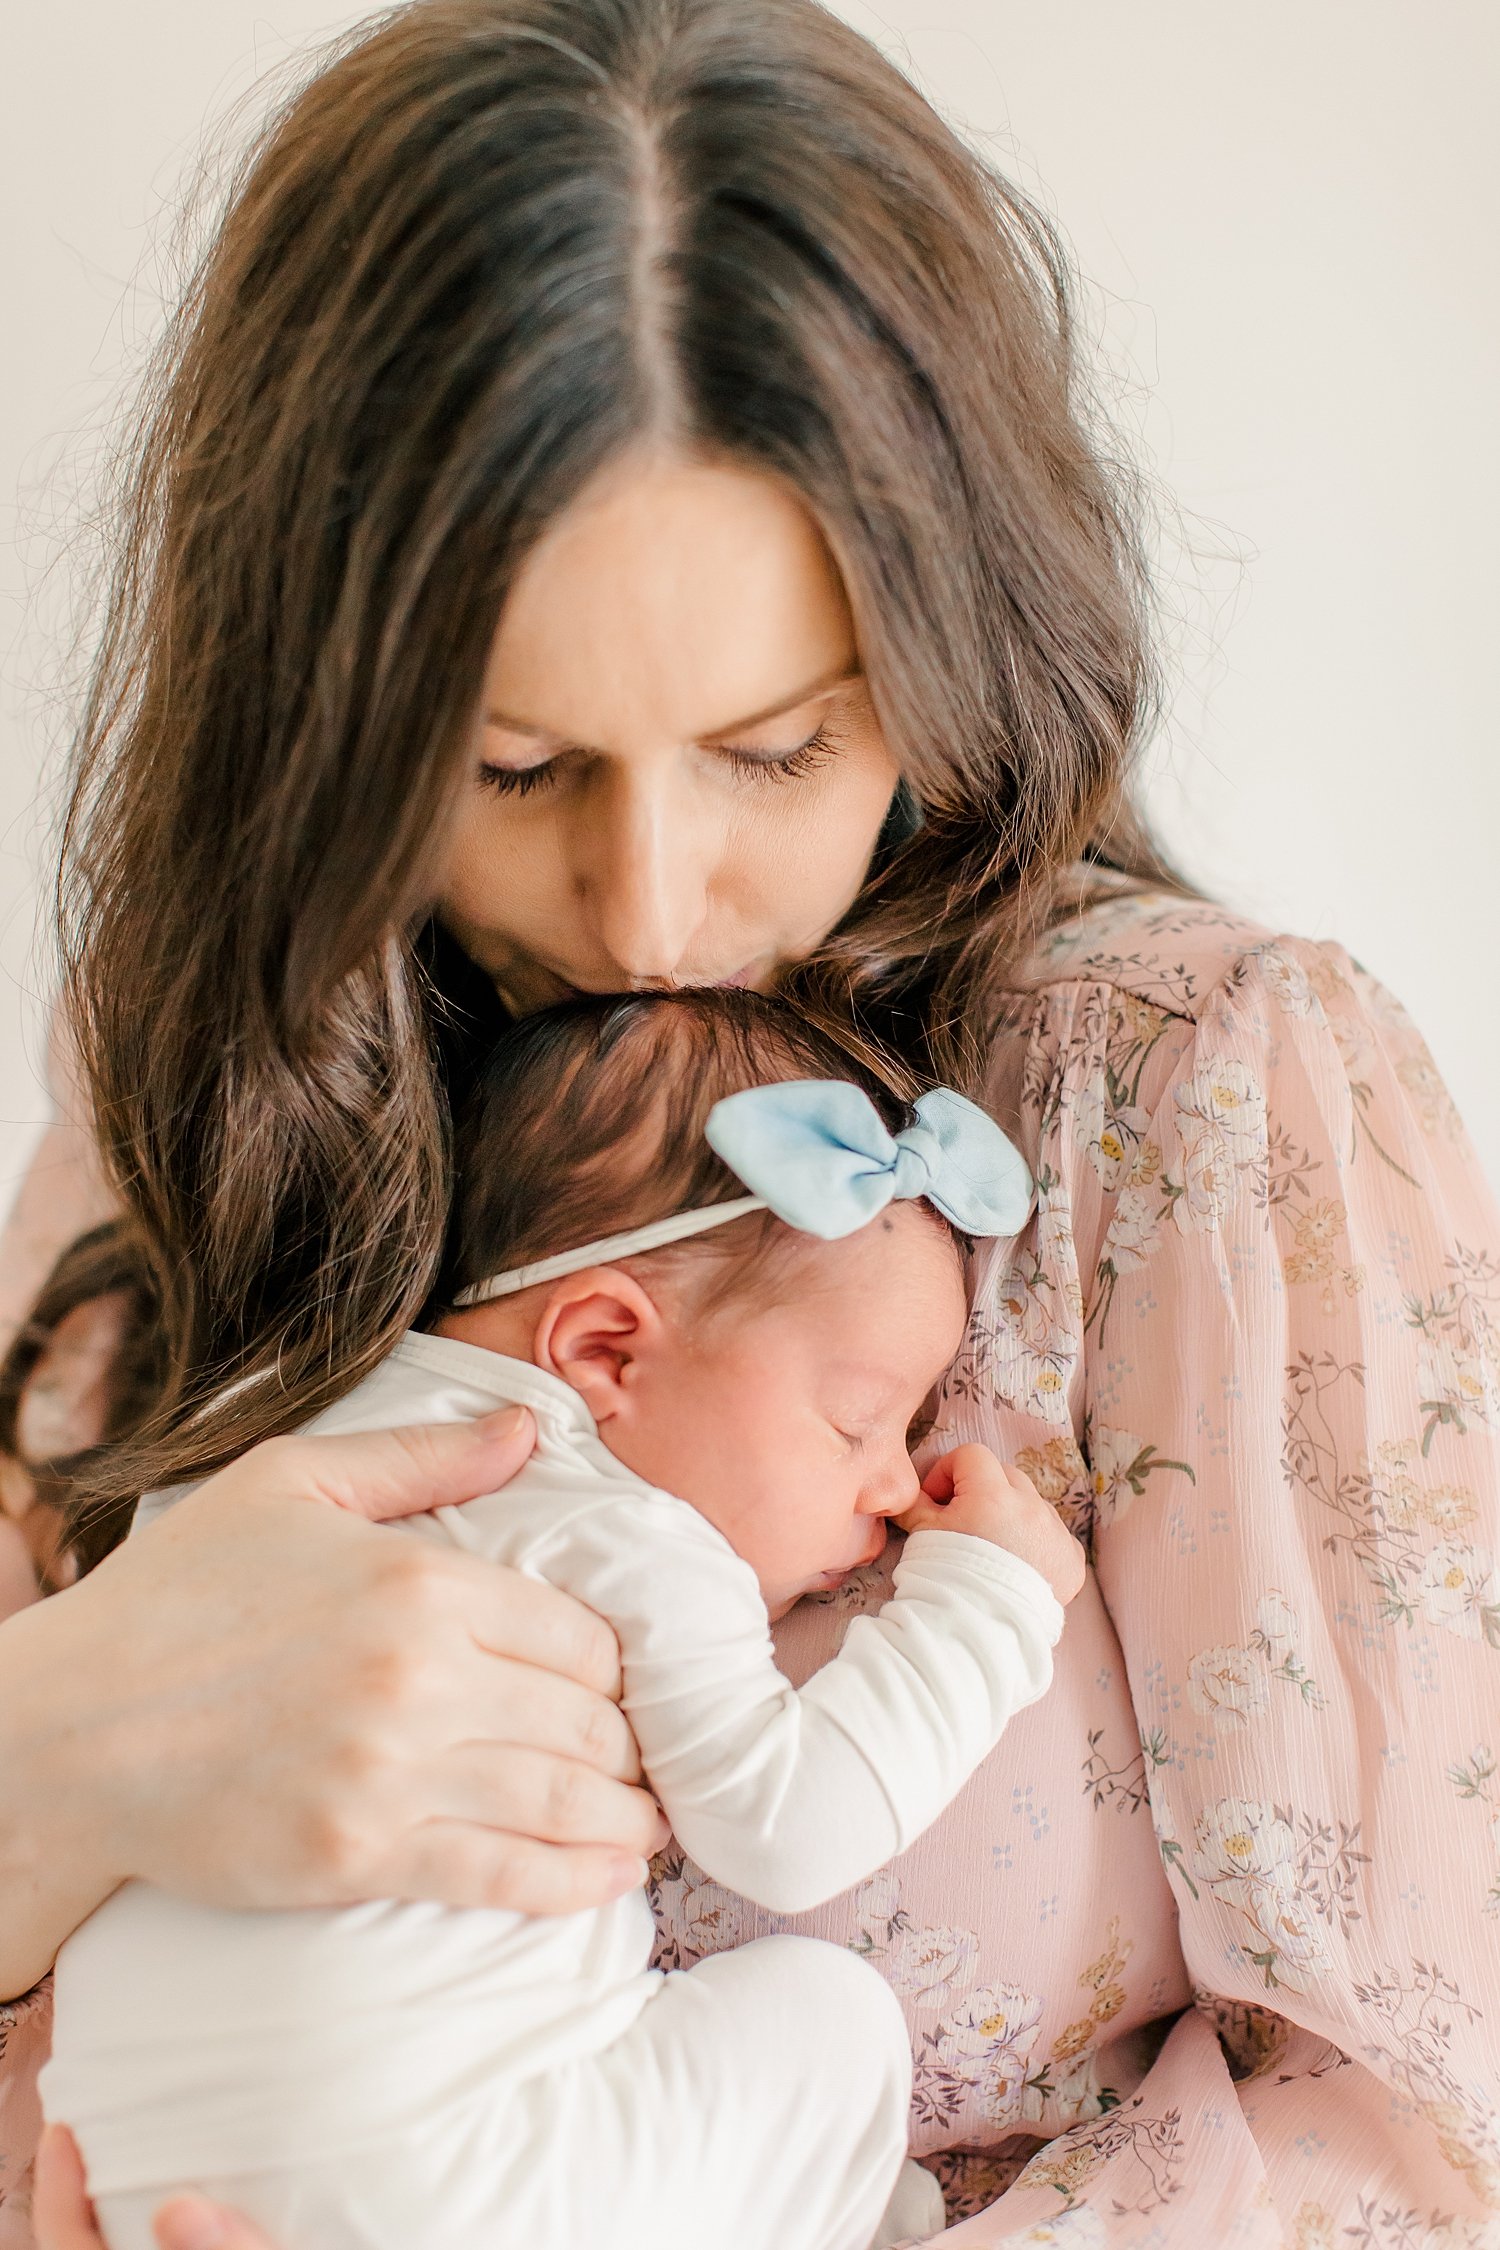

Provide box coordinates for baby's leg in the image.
[92,1934,922,2250]
[552,1932,919,2250]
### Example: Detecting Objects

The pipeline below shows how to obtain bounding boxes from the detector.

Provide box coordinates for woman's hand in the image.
[35,2123,278,2250]
[0,1407,667,1998]
[896,1442,1087,1605]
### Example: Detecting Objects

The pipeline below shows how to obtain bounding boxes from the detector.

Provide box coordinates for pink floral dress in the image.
[4,884,1498,2249]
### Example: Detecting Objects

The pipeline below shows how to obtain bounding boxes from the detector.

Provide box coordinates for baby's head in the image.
[430,990,979,1618]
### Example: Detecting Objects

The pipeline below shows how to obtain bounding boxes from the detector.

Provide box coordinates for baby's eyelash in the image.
[475,722,841,798]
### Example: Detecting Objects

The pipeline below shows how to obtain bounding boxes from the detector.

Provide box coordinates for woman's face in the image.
[439,449,900,1015]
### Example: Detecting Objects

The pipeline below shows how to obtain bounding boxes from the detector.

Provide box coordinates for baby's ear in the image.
[533,1267,667,1424]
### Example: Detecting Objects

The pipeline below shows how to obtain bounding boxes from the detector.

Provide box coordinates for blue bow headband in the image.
[455,1079,1034,1306]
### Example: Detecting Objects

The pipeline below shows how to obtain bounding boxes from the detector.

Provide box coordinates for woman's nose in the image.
[582,766,709,985]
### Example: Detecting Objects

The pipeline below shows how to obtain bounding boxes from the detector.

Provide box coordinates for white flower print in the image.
[1254,1590,1298,1658]
[1175,1059,1269,1166]
[1010,2206,1109,2248]
[1100,1182,1166,1274]
[931,1982,1045,2126]
[1171,1059,1269,1233]
[1250,1871,1329,1971]
[985,1257,1077,1424]
[1085,1425,1142,1522]
[849,1871,902,1928]
[1420,2221,1500,2250]
[1191,1796,1296,1897]
[1249,1588,1327,1709]
[1187,1643,1269,1730]
[1048,2049,1109,2126]
[885,1923,980,2011]
[1073,1082,1150,1194]
[1259,945,1315,1018]
[651,1868,768,1962]
[1415,1541,1500,1643]
[1419,1338,1500,1433]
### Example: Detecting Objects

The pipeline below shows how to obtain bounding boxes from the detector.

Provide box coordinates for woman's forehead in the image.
[479,452,859,749]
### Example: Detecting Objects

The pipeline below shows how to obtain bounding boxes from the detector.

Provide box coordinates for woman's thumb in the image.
[154,2194,276,2250]
[277,1406,537,1522]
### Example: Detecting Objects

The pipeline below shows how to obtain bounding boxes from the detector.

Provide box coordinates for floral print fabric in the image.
[652,886,1500,2246]
[2,885,1497,2248]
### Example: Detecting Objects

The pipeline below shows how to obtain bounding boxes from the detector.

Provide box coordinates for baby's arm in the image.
[516,1452,1073,1915]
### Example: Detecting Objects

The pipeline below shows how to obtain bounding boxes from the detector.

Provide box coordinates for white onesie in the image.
[43,1331,1064,2250]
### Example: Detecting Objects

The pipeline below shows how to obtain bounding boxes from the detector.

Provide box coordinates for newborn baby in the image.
[43,989,1083,2250]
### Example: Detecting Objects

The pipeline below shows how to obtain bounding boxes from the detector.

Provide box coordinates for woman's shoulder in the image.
[1002,872,1299,1026]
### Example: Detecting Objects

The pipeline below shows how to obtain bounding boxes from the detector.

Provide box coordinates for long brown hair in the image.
[51,0,1185,1521]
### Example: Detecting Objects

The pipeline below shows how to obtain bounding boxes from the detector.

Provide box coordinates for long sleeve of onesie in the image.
[435,1471,1064,1916]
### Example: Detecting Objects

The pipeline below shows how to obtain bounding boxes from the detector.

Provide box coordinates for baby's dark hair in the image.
[432,988,937,1316]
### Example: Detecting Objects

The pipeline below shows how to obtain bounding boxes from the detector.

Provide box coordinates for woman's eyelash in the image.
[475,759,562,799]
[476,722,840,797]
[720,723,840,785]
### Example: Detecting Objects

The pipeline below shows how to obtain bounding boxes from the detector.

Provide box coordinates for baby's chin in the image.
[765,1566,855,1622]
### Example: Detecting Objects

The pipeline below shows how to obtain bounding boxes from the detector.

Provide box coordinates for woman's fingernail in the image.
[155,2196,230,2250]
[607,1853,649,1896]
[483,1406,531,1437]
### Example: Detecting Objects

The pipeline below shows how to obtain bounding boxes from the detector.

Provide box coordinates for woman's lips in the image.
[550,961,764,998]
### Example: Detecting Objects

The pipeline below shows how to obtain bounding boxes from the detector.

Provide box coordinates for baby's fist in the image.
[895,1444,1087,1606]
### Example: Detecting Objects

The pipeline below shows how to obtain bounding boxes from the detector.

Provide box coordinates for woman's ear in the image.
[533,1267,668,1426]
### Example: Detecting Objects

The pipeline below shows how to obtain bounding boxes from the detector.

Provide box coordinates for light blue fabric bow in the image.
[704,1080,1034,1242]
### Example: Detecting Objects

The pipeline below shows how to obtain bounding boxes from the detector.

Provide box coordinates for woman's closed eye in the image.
[476,720,843,798]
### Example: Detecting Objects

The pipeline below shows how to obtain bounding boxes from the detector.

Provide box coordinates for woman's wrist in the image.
[0,1590,125,1997]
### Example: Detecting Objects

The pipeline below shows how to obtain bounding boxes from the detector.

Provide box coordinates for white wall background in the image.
[3,2,1497,1221]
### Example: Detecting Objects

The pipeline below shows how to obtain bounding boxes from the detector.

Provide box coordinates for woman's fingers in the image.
[459,1654,642,1780]
[385,1819,656,1918]
[457,1554,624,1701]
[32,2125,106,2250]
[265,1406,537,1524]
[34,2122,285,2250]
[440,1742,668,1853]
[154,2195,284,2250]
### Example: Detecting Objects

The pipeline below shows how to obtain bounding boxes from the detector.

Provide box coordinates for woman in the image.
[3,2,1496,2244]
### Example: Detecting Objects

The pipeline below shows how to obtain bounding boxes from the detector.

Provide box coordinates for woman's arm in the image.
[0,1409,667,1999]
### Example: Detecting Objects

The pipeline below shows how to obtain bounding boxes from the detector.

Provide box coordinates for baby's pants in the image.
[95,1935,945,2250]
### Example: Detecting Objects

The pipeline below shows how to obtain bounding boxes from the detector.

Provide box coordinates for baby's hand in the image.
[895,1444,1087,1606]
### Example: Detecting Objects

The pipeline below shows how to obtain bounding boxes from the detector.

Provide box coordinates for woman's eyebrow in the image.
[485,661,863,743]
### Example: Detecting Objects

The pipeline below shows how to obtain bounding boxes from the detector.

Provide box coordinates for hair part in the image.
[49,0,1191,1528]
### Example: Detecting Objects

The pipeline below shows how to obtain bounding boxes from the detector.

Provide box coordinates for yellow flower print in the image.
[1110,990,1168,1048]
[1294,1198,1345,1252]
[1282,1197,1365,1312]
[1023,2142,1105,2202]
[1015,1434,1087,1505]
[1292,2203,1335,2250]
[1129,1138,1163,1186]
[1417,2100,1500,2207]
[1424,1484,1479,1533]
[1050,1916,1133,2063]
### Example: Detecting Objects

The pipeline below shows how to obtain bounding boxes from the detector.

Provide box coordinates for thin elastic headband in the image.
[452,1195,768,1308]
